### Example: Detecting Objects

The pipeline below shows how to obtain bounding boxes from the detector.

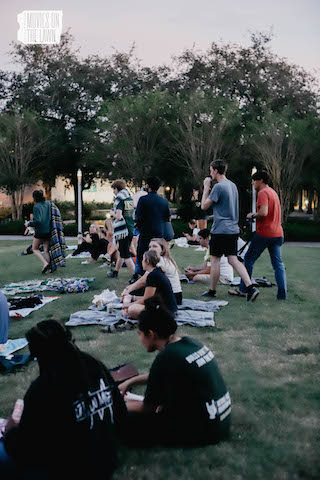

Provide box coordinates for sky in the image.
[0,0,319,78]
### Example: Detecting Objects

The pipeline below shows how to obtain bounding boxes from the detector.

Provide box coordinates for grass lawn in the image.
[0,239,319,479]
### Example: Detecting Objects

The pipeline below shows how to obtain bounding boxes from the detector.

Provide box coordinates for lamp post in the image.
[251,166,257,232]
[77,169,83,241]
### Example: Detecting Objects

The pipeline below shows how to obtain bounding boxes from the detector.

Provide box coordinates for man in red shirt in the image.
[237,171,287,300]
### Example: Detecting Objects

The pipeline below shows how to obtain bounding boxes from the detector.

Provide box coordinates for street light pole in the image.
[77,169,83,241]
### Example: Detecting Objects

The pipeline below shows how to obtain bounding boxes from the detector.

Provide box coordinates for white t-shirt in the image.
[158,257,182,293]
[192,228,200,241]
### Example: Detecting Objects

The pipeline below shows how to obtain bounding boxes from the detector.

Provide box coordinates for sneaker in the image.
[107,271,118,278]
[128,274,139,285]
[201,290,216,298]
[247,287,259,302]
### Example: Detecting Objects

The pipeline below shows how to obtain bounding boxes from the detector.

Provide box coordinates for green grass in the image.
[0,240,319,479]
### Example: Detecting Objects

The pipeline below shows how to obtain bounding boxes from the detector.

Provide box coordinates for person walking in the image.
[201,159,259,301]
[234,170,287,300]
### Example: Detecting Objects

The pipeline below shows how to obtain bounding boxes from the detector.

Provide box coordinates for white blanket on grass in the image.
[9,296,60,318]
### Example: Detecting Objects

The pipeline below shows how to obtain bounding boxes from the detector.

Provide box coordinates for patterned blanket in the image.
[49,202,66,272]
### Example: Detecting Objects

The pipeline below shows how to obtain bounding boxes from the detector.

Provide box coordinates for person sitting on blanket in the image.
[121,238,183,306]
[0,291,9,352]
[73,223,109,263]
[118,296,231,447]
[184,229,233,284]
[122,250,177,319]
[0,320,127,480]
[101,219,119,266]
[183,219,200,245]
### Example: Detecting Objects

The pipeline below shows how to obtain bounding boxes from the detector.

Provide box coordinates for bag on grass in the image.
[109,363,139,385]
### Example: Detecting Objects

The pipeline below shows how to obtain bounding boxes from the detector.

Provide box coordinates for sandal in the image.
[42,264,51,274]
[228,288,246,297]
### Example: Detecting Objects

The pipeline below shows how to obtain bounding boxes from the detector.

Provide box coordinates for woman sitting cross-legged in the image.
[122,250,177,319]
[73,223,109,263]
[121,237,182,306]
[119,297,231,447]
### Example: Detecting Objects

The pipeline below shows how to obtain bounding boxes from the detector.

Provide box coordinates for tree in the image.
[0,111,49,219]
[248,108,312,222]
[170,92,241,189]
[98,90,175,186]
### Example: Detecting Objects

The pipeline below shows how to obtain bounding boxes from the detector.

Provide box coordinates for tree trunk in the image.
[307,189,313,214]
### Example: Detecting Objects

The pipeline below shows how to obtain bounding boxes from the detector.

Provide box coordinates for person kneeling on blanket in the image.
[0,320,127,480]
[119,297,231,447]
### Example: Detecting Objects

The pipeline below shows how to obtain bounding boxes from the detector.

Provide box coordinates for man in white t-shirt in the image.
[184,229,233,284]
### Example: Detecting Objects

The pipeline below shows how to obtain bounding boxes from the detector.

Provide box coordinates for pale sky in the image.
[1,0,319,78]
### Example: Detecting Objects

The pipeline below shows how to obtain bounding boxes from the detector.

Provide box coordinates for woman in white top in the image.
[121,238,183,305]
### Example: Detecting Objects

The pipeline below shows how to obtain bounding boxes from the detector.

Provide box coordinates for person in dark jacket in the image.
[0,320,127,480]
[135,177,171,274]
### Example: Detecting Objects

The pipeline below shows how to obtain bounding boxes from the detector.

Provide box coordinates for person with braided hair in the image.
[119,297,231,447]
[0,320,127,479]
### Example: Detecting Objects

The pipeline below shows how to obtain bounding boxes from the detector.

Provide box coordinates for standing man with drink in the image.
[201,159,259,301]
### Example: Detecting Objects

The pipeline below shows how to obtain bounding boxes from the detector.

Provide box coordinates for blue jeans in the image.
[240,234,287,299]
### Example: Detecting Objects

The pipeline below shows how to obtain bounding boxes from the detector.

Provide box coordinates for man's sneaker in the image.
[247,287,259,302]
[107,271,118,278]
[201,290,216,298]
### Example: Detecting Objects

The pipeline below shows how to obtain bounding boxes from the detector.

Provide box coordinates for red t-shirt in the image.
[256,186,283,238]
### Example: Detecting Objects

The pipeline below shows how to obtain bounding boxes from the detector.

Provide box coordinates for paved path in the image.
[0,235,78,242]
[0,236,319,248]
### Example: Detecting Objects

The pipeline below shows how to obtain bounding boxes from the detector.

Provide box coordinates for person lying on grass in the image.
[121,237,182,306]
[119,297,231,447]
[122,250,177,319]
[0,320,127,480]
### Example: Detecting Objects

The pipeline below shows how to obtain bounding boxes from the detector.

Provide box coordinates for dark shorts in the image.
[34,233,50,240]
[118,233,133,259]
[209,234,238,257]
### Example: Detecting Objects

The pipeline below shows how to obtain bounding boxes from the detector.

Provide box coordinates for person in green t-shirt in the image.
[119,297,231,447]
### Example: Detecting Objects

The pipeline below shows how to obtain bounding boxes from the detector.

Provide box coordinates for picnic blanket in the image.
[66,309,216,328]
[0,338,28,357]
[1,277,95,296]
[9,296,60,318]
